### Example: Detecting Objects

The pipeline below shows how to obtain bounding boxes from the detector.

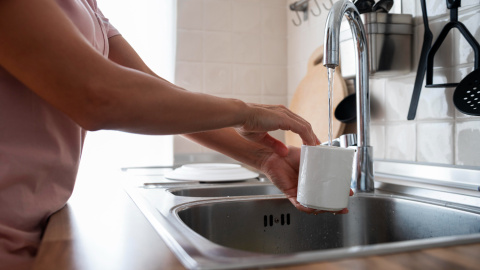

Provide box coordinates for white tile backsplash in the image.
[417,122,454,164]
[455,8,480,66]
[416,87,455,120]
[232,33,262,64]
[262,37,287,65]
[261,6,287,37]
[455,120,480,166]
[262,66,288,96]
[204,63,232,95]
[401,0,416,17]
[232,2,261,33]
[204,0,232,32]
[204,32,232,63]
[385,76,415,121]
[233,65,262,95]
[176,30,203,62]
[262,96,287,106]
[385,123,417,161]
[175,0,288,154]
[177,0,203,30]
[429,19,455,68]
[175,62,204,93]
[262,0,286,7]
[417,0,448,17]
[461,0,480,8]
[287,62,307,102]
[370,125,385,160]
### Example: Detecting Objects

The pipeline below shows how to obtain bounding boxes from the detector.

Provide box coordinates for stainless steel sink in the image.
[125,179,480,269]
[178,196,480,254]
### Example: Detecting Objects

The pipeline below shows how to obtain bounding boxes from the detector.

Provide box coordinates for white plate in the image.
[164,163,259,182]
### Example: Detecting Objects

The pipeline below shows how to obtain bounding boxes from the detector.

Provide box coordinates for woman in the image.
[0,0,348,268]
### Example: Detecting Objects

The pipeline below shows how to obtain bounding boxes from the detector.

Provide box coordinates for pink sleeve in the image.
[96,8,120,39]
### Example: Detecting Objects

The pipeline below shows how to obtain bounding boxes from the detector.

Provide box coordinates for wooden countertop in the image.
[33,170,480,270]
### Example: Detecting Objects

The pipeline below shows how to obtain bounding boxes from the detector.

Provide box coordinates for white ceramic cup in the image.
[297,145,355,211]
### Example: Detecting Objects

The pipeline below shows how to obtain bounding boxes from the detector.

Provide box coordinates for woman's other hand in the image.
[260,146,353,214]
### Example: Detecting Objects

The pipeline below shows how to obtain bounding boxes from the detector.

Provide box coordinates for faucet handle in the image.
[339,134,357,148]
[320,133,357,148]
[320,138,341,147]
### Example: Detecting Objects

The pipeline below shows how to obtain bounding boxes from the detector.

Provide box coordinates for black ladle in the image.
[453,69,480,116]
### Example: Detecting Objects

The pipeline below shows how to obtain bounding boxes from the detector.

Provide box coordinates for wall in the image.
[174,0,480,168]
[174,0,288,154]
[287,0,480,168]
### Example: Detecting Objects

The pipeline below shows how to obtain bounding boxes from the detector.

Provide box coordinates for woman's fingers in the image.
[289,197,350,215]
[241,103,319,147]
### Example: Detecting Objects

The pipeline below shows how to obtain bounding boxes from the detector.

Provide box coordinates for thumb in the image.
[257,133,289,157]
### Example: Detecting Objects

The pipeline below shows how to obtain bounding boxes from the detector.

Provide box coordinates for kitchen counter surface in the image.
[33,170,480,270]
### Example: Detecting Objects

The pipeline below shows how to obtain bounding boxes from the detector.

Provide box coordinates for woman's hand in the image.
[236,103,320,157]
[260,146,353,214]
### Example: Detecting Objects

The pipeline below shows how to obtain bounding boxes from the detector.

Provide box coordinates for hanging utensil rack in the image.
[289,0,334,26]
[407,0,480,120]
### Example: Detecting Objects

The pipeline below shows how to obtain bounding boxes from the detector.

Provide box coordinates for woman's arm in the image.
[107,35,295,156]
[0,0,317,147]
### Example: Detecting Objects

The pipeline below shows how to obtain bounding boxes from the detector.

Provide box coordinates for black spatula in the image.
[407,0,432,120]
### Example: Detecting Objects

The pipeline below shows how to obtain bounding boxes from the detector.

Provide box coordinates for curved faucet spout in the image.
[323,0,374,192]
[323,1,367,68]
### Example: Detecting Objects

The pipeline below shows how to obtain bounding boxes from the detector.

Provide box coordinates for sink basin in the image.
[169,184,282,197]
[126,181,480,269]
[178,196,480,254]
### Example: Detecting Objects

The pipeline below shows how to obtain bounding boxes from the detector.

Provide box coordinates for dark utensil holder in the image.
[425,0,480,88]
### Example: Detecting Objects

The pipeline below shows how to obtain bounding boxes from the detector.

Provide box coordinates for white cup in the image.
[297,145,355,211]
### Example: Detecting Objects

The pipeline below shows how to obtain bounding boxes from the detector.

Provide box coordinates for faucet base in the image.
[351,146,374,192]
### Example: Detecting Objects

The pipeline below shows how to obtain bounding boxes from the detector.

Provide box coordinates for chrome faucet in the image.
[323,0,374,192]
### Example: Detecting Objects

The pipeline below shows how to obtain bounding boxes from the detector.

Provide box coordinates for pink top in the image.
[0,0,119,268]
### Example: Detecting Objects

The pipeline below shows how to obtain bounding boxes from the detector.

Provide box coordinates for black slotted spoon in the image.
[453,69,480,116]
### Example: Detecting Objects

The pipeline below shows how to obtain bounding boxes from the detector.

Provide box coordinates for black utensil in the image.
[453,69,480,116]
[335,93,356,123]
[353,0,375,14]
[372,0,394,13]
[425,0,480,88]
[407,0,433,120]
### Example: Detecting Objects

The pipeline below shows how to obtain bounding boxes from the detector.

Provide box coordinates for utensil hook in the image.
[323,0,334,10]
[311,0,322,16]
[426,0,480,88]
[292,10,302,26]
[290,0,309,26]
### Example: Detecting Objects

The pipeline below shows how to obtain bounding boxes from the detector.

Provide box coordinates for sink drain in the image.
[264,214,290,227]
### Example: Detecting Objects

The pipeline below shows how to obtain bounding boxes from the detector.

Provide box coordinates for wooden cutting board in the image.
[285,46,348,147]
